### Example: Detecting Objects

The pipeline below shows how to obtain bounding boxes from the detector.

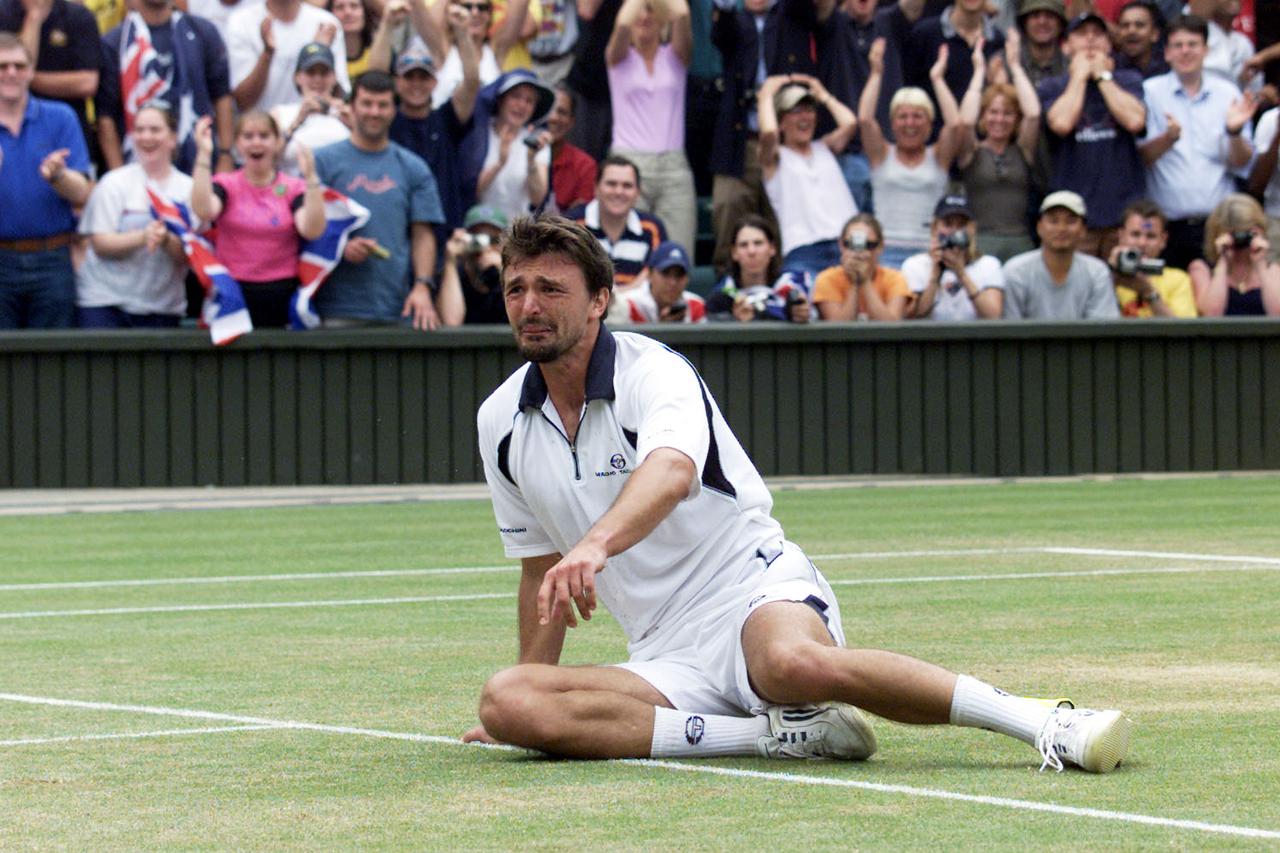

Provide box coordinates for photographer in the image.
[613,241,708,324]
[440,204,509,324]
[1188,193,1280,316]
[706,215,813,323]
[1109,200,1198,317]
[813,214,910,321]
[904,195,1005,320]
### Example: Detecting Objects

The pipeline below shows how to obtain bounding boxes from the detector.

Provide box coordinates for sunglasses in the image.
[459,3,492,12]
[843,236,881,250]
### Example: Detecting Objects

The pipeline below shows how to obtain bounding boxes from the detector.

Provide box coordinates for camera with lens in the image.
[1231,230,1255,250]
[1113,247,1164,276]
[466,233,492,254]
[939,230,969,252]
[846,232,868,251]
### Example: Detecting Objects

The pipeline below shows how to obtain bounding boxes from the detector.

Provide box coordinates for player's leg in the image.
[475,662,774,759]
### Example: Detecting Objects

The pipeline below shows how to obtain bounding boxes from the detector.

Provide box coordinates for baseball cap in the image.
[933,194,975,221]
[648,241,691,273]
[464,204,509,230]
[774,83,818,115]
[295,42,335,73]
[1066,10,1108,32]
[1039,190,1087,217]
[1017,0,1066,22]
[395,45,436,77]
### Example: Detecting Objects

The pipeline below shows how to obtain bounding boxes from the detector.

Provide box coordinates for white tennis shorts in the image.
[613,539,845,717]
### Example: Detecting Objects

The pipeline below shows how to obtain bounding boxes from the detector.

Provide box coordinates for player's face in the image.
[395,68,437,110]
[1118,214,1168,259]
[596,164,640,218]
[1165,30,1207,76]
[1037,207,1085,252]
[352,88,396,142]
[731,225,776,281]
[0,47,33,103]
[503,253,609,363]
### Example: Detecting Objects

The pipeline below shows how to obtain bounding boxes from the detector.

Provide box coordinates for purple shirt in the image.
[608,43,687,152]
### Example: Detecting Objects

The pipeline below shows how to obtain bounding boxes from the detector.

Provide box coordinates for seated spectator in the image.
[1141,14,1256,271]
[613,240,708,323]
[605,0,696,252]
[1039,11,1147,259]
[1015,0,1067,86]
[0,33,92,329]
[440,203,509,324]
[272,43,352,177]
[76,103,191,328]
[1248,104,1280,261]
[228,0,348,112]
[813,213,911,320]
[1115,0,1169,79]
[1108,199,1198,316]
[705,215,810,323]
[1188,193,1280,315]
[547,85,596,215]
[757,74,859,280]
[859,40,959,268]
[566,155,667,289]
[1002,190,1121,319]
[190,112,327,327]
[330,0,408,79]
[904,195,1005,320]
[98,0,234,175]
[313,71,460,328]
[947,31,1040,262]
[474,69,554,223]
[416,0,528,107]
[390,13,479,243]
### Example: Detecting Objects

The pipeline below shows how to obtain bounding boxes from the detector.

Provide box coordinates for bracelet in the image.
[413,276,434,287]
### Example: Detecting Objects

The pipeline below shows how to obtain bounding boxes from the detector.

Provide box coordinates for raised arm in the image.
[449,3,482,122]
[1094,57,1145,135]
[755,74,790,180]
[491,0,531,65]
[929,42,967,171]
[1224,92,1258,170]
[411,0,450,65]
[858,38,889,167]
[605,0,643,67]
[1005,30,1041,163]
[1045,51,1090,137]
[792,73,857,154]
[364,0,409,72]
[652,0,693,66]
[292,143,327,241]
[190,117,224,223]
[953,41,986,169]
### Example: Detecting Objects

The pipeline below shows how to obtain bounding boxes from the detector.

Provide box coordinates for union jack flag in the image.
[147,188,252,346]
[291,189,372,330]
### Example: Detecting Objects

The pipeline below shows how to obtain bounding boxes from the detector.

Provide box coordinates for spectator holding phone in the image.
[474,68,554,222]
[1188,193,1280,315]
[706,215,811,323]
[614,240,708,323]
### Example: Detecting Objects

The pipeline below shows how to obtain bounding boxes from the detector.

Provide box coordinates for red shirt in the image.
[552,142,597,212]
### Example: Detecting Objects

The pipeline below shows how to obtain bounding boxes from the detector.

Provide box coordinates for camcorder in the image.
[1231,230,1255,250]
[1113,248,1164,277]
[466,233,492,254]
[939,230,969,252]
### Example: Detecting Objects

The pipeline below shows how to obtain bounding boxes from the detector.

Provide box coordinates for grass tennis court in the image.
[2,475,1279,849]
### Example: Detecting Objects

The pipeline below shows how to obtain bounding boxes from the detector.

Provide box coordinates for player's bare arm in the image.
[538,447,696,628]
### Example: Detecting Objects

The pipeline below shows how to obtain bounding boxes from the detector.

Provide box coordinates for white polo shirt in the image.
[477,326,784,647]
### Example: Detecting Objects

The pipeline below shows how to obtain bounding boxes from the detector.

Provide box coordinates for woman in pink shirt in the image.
[191,112,327,328]
[605,0,696,252]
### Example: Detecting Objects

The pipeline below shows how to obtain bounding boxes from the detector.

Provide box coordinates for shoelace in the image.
[1035,708,1066,773]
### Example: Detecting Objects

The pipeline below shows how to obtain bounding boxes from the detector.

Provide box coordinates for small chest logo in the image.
[610,453,626,470]
[594,451,632,478]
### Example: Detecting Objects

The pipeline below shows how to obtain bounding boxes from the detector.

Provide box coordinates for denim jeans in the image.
[0,247,75,329]
[782,239,842,281]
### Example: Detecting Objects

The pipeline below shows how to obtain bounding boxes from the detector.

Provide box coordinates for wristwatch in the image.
[1095,70,1113,83]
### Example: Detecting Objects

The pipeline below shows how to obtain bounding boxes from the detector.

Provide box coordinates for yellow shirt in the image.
[1115,267,1198,318]
[490,0,542,71]
[80,0,125,34]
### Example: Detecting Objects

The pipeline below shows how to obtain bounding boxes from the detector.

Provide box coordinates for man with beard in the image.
[313,71,462,328]
[1003,190,1120,318]
[464,213,1133,774]
[1015,0,1067,86]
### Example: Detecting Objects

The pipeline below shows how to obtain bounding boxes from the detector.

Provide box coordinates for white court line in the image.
[0,691,1275,842]
[827,564,1280,586]
[1,724,279,747]
[811,547,1044,561]
[0,566,516,593]
[1043,547,1280,566]
[0,593,512,621]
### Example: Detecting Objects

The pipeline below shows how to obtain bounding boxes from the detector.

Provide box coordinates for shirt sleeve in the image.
[407,153,446,225]
[620,349,712,501]
[900,253,931,293]
[811,267,844,305]
[77,172,124,235]
[1143,78,1166,140]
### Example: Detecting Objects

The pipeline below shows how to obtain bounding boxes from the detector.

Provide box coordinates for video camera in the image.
[1113,247,1164,277]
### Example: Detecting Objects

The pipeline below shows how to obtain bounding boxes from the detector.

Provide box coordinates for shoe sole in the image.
[1080,711,1132,773]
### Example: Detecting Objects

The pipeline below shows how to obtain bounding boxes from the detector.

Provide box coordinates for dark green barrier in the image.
[2,320,1278,487]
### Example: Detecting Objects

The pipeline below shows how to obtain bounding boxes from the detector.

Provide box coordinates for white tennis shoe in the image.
[1036,707,1133,773]
[757,703,878,760]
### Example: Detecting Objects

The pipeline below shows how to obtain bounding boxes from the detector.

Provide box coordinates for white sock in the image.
[949,674,1055,746]
[649,706,771,757]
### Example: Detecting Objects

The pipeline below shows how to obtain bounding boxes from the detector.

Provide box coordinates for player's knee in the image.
[477,666,542,744]
[753,641,834,702]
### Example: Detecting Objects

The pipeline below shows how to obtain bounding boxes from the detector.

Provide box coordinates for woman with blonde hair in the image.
[859,39,961,268]
[1188,193,1280,316]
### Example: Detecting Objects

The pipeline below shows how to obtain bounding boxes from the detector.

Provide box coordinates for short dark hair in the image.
[351,70,395,100]
[1121,199,1168,229]
[1118,0,1163,29]
[502,216,616,295]
[555,84,577,117]
[596,154,641,188]
[1166,13,1208,43]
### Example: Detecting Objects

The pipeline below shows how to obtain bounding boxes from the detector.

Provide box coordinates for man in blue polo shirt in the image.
[465,215,1134,774]
[0,33,92,328]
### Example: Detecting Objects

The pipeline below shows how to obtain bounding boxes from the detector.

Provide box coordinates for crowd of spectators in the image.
[4,0,1280,332]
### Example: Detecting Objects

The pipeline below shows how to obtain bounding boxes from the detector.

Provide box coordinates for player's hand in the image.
[537,541,605,628]
[461,723,502,744]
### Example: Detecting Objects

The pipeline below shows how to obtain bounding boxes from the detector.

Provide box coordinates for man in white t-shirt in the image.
[903,195,1005,320]
[463,215,1133,773]
[227,0,349,112]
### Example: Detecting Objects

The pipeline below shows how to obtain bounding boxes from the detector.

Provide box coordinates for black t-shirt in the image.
[0,0,100,128]
[390,101,471,233]
[461,262,508,324]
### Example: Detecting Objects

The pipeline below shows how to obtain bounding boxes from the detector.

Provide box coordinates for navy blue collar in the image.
[518,323,617,411]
